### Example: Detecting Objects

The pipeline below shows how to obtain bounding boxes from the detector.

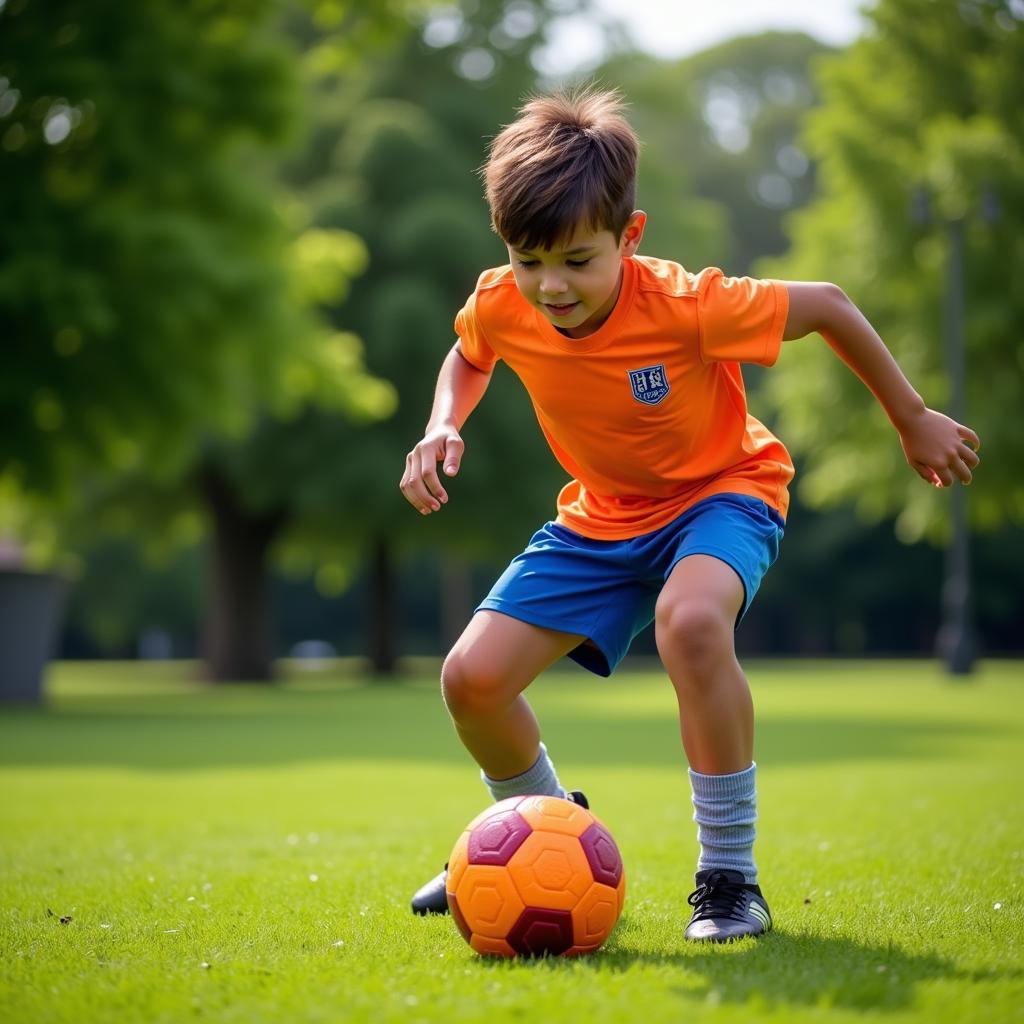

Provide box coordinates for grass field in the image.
[1,658,1022,1024]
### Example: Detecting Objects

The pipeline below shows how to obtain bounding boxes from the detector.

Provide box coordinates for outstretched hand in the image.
[400,422,465,515]
[898,407,980,488]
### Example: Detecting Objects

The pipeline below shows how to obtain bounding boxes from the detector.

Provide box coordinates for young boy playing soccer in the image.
[399,88,980,941]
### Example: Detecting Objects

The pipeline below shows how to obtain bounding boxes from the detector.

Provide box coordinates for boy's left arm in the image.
[782,282,981,488]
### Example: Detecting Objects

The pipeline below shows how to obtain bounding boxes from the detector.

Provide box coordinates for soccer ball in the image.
[446,794,625,957]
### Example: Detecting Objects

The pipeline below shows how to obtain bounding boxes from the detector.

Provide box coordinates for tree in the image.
[0,0,396,684]
[758,0,1024,541]
[600,32,831,276]
[0,0,394,538]
[1,0,298,514]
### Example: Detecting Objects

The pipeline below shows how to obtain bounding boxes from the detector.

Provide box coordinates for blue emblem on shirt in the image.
[628,364,670,406]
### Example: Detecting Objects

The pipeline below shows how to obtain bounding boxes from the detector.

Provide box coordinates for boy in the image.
[399,88,980,941]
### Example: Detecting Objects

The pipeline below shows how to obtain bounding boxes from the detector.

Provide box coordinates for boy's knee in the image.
[440,650,514,721]
[654,599,733,680]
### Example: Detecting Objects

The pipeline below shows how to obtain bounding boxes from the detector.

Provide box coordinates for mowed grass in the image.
[1,658,1022,1024]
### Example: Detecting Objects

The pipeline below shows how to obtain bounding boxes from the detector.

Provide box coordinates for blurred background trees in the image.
[0,0,397,681]
[2,0,1021,683]
[1,0,306,543]
[761,0,1023,541]
[756,0,1024,662]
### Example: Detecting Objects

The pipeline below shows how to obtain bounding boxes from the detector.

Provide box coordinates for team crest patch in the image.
[628,364,670,405]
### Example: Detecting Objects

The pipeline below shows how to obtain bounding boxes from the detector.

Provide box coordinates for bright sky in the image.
[536,0,871,73]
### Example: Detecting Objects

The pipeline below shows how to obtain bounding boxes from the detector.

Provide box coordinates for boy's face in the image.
[507,211,646,339]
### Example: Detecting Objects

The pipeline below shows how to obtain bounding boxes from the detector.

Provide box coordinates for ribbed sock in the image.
[482,742,567,801]
[689,762,758,884]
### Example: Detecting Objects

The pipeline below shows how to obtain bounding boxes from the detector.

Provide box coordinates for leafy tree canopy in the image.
[759,0,1023,541]
[0,0,394,565]
[601,31,830,275]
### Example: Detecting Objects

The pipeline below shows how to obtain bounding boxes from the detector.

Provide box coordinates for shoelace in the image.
[687,871,751,922]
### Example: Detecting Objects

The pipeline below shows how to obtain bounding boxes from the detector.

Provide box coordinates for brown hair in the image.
[482,86,639,251]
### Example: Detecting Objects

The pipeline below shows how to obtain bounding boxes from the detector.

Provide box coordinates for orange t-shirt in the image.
[454,254,794,540]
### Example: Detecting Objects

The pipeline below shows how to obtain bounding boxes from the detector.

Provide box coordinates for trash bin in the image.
[0,571,68,703]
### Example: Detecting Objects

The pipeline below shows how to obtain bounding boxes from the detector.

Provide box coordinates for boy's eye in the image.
[516,258,539,268]
[567,259,591,268]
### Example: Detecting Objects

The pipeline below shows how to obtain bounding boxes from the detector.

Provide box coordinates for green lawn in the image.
[1,658,1022,1024]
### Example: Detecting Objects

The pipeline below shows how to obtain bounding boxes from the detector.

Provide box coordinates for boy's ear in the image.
[620,211,647,256]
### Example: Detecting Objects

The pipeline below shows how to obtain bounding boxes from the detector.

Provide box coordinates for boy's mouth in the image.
[542,301,579,317]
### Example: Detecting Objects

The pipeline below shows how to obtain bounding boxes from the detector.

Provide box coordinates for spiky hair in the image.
[482,86,639,250]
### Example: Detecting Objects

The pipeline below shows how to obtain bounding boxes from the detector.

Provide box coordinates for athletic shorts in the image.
[476,492,785,678]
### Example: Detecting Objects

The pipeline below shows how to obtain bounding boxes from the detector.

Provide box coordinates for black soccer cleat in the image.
[684,868,773,942]
[410,862,449,916]
[410,790,590,916]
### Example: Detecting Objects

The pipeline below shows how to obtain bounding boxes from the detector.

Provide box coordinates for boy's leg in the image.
[410,610,586,915]
[414,518,645,916]
[441,609,584,784]
[654,553,771,940]
[654,554,751,776]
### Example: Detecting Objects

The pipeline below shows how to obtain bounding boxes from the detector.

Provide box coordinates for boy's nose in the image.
[539,273,568,296]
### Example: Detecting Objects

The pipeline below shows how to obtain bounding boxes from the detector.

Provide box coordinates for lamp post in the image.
[911,186,996,675]
[938,215,974,675]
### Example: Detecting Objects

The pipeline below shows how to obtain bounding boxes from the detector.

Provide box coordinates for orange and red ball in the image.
[446,794,625,957]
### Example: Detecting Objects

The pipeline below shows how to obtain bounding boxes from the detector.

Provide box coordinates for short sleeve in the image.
[696,268,789,366]
[454,289,500,373]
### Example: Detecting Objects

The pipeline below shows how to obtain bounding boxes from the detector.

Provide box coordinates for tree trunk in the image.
[369,534,397,676]
[199,464,286,682]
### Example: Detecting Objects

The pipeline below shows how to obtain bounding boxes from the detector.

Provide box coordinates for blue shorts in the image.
[476,493,785,678]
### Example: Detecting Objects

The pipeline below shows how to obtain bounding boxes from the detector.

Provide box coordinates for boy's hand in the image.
[400,422,465,515]
[897,407,980,488]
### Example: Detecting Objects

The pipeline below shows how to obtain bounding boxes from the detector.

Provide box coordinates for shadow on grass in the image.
[0,686,1005,771]
[479,930,1016,1013]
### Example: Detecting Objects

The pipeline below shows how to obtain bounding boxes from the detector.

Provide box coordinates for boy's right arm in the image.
[400,342,493,515]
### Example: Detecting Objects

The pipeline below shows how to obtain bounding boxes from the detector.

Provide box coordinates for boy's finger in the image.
[413,450,446,509]
[959,426,981,451]
[951,456,973,485]
[399,461,416,502]
[422,465,448,506]
[401,456,437,514]
[403,479,430,513]
[443,437,464,475]
[959,443,980,468]
[913,461,942,487]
